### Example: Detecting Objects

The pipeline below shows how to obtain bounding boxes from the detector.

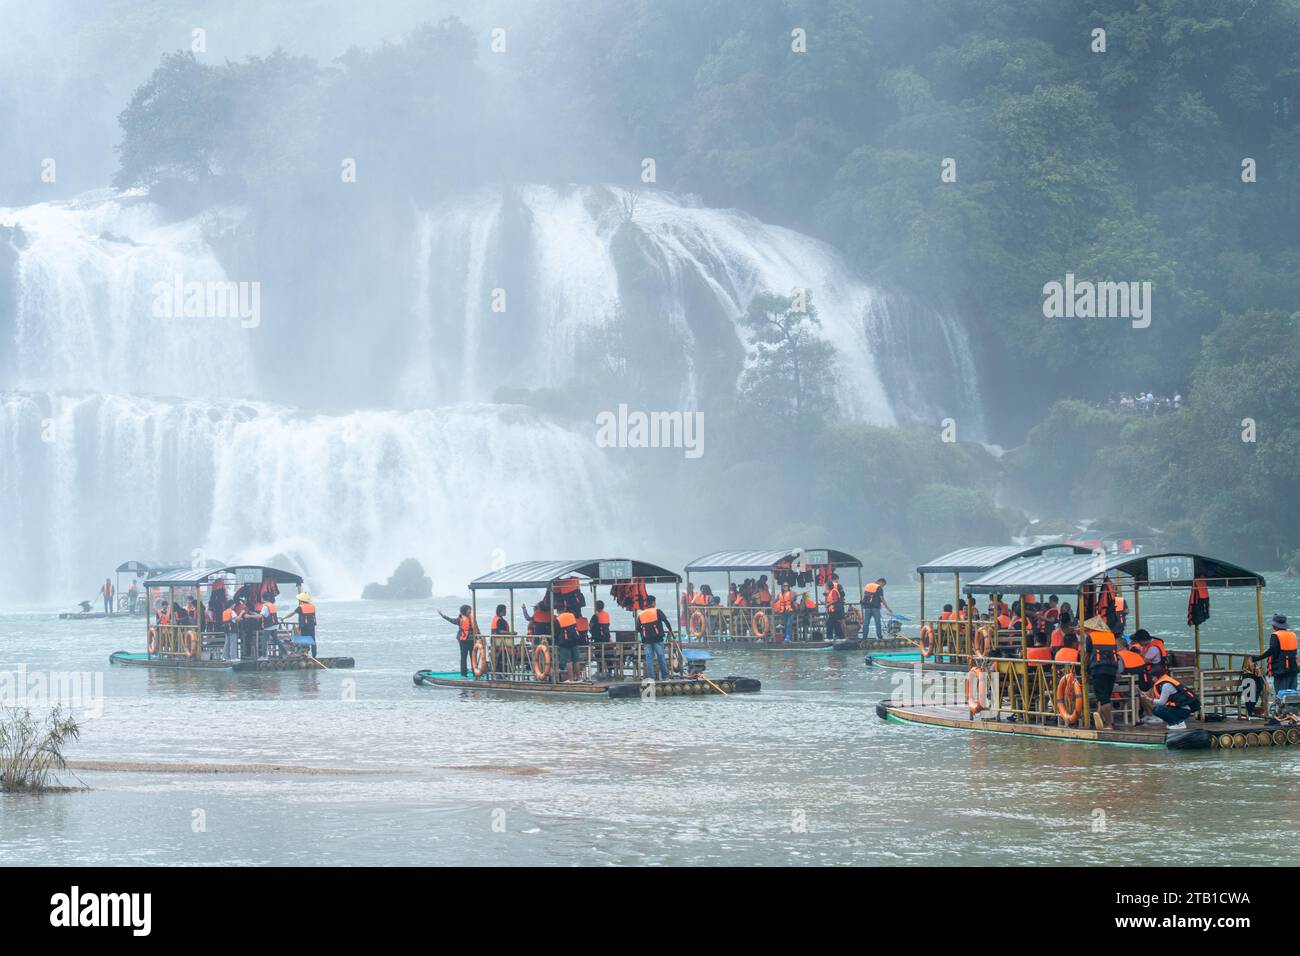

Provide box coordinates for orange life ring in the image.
[919,624,934,658]
[147,627,157,653]
[689,610,706,638]
[185,629,198,657]
[532,643,552,680]
[1056,673,1083,724]
[471,640,488,677]
[750,610,769,638]
[965,667,988,715]
[972,624,994,659]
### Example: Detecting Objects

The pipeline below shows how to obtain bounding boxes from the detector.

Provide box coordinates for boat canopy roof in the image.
[685,548,862,573]
[470,559,681,591]
[916,543,1093,575]
[963,552,1265,595]
[144,565,304,588]
[115,560,190,575]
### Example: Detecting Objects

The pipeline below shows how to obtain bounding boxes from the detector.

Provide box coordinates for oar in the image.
[305,651,330,669]
[700,674,729,696]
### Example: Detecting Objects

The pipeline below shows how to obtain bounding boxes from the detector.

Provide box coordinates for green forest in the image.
[110,0,1300,573]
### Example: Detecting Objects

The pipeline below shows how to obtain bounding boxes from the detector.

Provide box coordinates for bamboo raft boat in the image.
[413,557,761,700]
[875,550,1282,752]
[679,548,869,650]
[108,564,354,672]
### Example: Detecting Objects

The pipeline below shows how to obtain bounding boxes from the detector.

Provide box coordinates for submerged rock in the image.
[362,558,433,600]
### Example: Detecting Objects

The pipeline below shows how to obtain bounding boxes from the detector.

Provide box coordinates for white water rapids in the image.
[0,186,981,602]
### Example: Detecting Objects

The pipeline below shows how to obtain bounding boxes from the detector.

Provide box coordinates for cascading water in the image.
[0,186,983,603]
[401,185,984,427]
[0,392,628,604]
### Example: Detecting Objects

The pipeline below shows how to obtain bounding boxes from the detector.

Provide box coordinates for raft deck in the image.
[413,669,759,699]
[878,700,1297,751]
[110,651,355,671]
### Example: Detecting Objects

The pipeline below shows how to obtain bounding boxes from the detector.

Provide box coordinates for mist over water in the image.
[0,187,980,603]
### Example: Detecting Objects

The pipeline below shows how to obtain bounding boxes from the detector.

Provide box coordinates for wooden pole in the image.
[1256,583,1264,652]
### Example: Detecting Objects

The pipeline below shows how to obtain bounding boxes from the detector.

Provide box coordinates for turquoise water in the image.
[0,579,1296,865]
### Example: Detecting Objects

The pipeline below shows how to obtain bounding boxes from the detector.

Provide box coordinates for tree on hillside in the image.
[737,290,838,426]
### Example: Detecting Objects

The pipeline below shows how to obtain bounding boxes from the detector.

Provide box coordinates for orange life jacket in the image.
[997,613,1012,629]
[1270,629,1298,676]
[263,601,277,624]
[1118,649,1146,671]
[532,606,550,624]
[1055,647,1079,663]
[637,607,664,641]
[491,614,508,633]
[221,608,234,624]
[556,611,576,628]
[298,602,316,627]
[1049,628,1065,649]
[1089,629,1117,669]
[595,610,610,625]
[1026,646,1052,664]
[773,591,794,613]
[457,613,473,641]
[939,610,954,621]
[1153,673,1197,709]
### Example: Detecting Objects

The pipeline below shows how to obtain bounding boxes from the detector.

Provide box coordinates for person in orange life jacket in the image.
[553,609,584,683]
[860,577,890,640]
[1086,626,1120,731]
[217,600,240,660]
[1025,634,1053,664]
[823,574,845,642]
[1043,595,1061,626]
[1054,633,1080,663]
[1117,639,1153,696]
[773,583,797,642]
[636,595,673,681]
[282,592,317,656]
[437,605,478,677]
[681,584,698,620]
[1143,672,1199,730]
[1251,612,1299,692]
[754,575,772,606]
[100,578,115,614]
[1113,595,1129,642]
[523,599,551,636]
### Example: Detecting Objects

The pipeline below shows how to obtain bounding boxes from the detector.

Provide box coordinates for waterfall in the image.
[0,392,629,604]
[0,186,984,602]
[402,185,983,426]
[0,192,255,398]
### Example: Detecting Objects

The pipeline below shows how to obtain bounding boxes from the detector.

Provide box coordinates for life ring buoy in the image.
[965,667,988,715]
[973,625,994,659]
[1056,672,1083,725]
[471,640,488,677]
[532,643,552,680]
[185,630,198,657]
[689,610,706,638]
[750,610,769,639]
[147,627,157,653]
[919,624,934,658]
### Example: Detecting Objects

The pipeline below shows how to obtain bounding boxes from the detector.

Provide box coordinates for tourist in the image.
[773,583,796,642]
[1143,673,1200,730]
[636,595,673,681]
[860,577,890,640]
[1251,612,1298,693]
[438,604,478,678]
[1086,625,1120,730]
[283,592,317,657]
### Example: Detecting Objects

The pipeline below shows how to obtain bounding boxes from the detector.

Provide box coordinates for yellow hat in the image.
[297,592,311,602]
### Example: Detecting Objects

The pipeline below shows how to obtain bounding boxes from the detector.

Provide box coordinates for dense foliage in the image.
[109,0,1300,570]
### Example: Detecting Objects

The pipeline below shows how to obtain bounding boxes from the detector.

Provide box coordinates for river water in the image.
[2,578,1297,866]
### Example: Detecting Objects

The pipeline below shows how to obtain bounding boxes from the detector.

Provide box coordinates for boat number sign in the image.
[802,550,829,566]
[1147,555,1194,582]
[599,560,633,580]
